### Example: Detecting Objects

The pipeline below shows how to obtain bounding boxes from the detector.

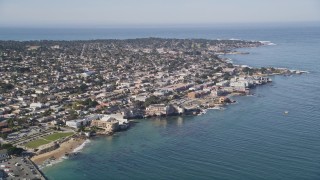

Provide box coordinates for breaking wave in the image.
[259,41,277,46]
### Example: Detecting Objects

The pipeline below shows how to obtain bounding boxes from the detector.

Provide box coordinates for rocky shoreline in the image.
[31,137,87,167]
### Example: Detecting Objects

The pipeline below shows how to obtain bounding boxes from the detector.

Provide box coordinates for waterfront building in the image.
[121,108,144,119]
[102,114,128,124]
[218,97,230,104]
[146,104,167,116]
[91,117,119,132]
[145,104,177,116]
[66,114,103,129]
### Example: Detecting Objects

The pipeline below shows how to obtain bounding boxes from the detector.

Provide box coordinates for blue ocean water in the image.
[2,25,320,180]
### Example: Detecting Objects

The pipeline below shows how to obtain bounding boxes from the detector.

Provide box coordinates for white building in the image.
[211,89,226,97]
[81,71,95,78]
[65,114,103,129]
[132,94,148,102]
[230,81,248,88]
[153,89,170,96]
[102,114,128,125]
[216,80,229,87]
[30,102,44,110]
[65,119,86,129]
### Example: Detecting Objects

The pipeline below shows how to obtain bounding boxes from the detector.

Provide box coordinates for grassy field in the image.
[24,132,74,149]
[44,132,74,141]
[25,139,50,149]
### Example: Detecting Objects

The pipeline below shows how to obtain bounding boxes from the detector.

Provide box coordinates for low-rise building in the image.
[1,128,12,134]
[145,104,177,116]
[30,102,44,110]
[91,117,119,132]
[216,80,229,86]
[121,108,144,119]
[65,114,103,129]
[187,91,210,99]
[0,121,8,129]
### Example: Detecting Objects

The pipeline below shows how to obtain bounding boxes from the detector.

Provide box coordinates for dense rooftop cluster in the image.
[1,38,287,139]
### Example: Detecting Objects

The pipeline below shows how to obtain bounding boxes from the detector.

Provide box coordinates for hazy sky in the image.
[0,0,319,27]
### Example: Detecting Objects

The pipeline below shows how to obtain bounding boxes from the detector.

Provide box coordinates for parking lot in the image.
[0,156,46,180]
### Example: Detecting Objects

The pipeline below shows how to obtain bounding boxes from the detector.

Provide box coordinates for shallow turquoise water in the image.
[5,25,318,180]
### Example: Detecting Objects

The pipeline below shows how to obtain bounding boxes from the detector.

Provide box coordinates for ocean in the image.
[1,24,320,180]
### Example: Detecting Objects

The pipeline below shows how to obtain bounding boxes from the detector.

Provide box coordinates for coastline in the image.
[28,41,306,170]
[8,26,317,180]
[31,137,87,167]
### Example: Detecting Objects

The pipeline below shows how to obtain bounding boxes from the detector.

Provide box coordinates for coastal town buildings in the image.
[0,37,292,134]
[0,38,300,178]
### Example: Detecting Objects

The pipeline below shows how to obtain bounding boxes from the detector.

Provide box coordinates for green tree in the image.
[133,100,145,109]
[223,73,231,80]
[7,119,14,128]
[79,84,88,93]
[0,83,14,93]
[43,109,52,116]
[144,96,160,107]
[78,125,85,132]
[260,67,267,74]
[68,110,78,120]
[1,143,13,149]
[8,147,24,155]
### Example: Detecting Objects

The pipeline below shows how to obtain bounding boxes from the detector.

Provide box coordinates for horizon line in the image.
[1,21,320,29]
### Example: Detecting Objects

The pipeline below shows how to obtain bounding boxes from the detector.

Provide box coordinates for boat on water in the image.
[284,111,289,114]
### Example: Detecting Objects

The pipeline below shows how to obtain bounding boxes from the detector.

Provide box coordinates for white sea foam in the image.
[198,110,207,116]
[208,107,225,110]
[225,58,233,63]
[38,139,91,169]
[73,139,91,153]
[259,41,277,46]
[38,158,65,170]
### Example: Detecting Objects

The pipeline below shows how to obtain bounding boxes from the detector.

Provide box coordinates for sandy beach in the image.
[31,137,86,165]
